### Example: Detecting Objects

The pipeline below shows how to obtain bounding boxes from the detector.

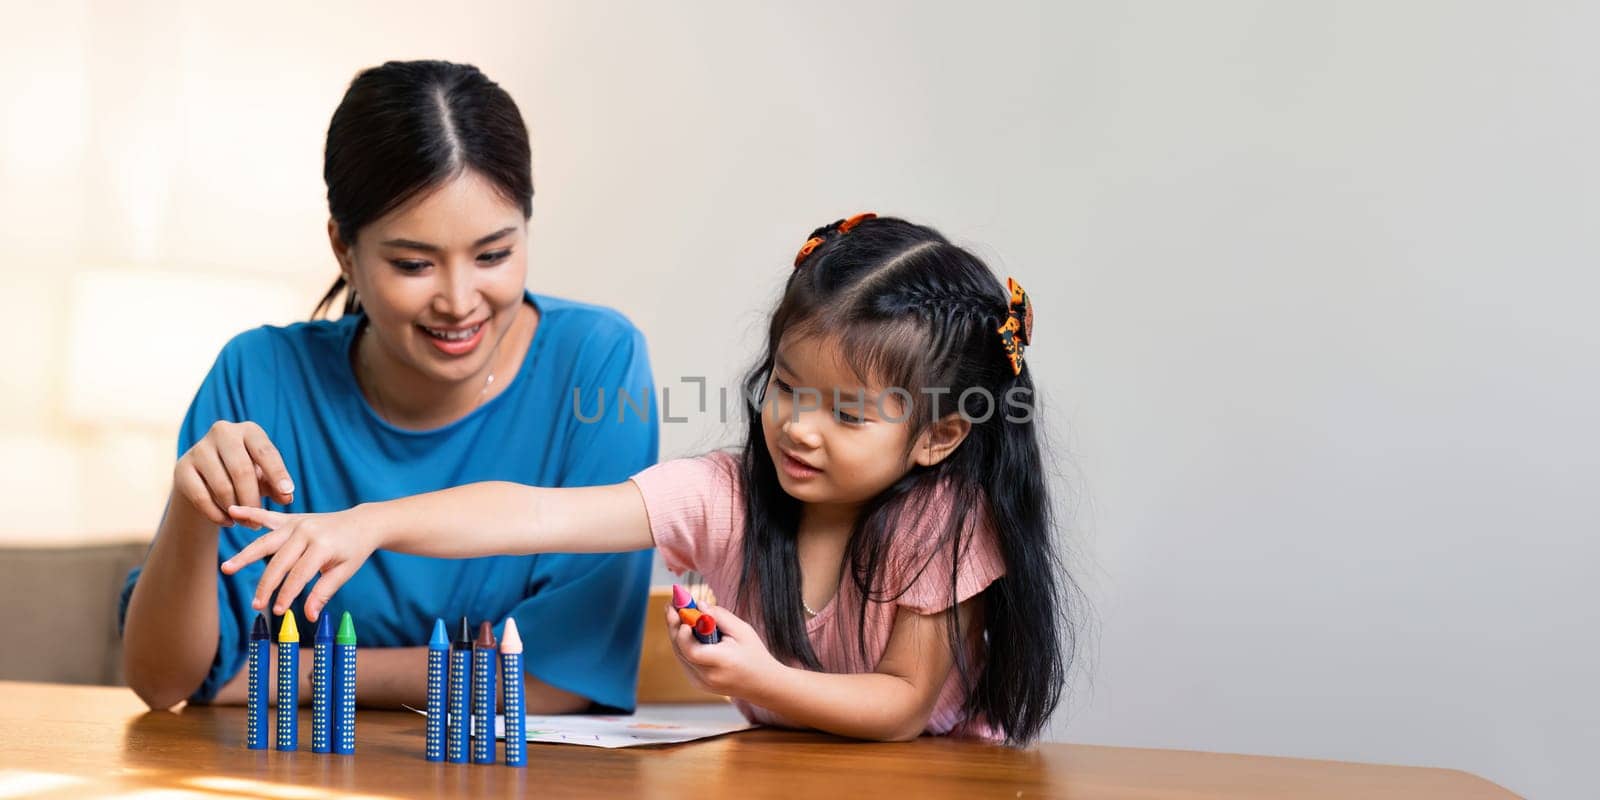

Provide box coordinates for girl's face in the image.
[761,333,948,511]
[332,169,528,389]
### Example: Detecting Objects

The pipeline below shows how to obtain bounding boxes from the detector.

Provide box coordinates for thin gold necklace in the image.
[360,313,515,427]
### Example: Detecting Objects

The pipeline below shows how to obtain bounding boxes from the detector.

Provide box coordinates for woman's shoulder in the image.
[217,317,353,362]
[530,292,644,342]
[203,318,356,396]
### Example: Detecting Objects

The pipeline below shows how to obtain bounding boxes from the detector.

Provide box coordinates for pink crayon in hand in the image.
[671,584,695,610]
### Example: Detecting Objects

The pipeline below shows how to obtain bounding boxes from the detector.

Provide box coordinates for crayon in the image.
[312,613,333,753]
[333,611,356,755]
[246,614,269,750]
[275,612,300,750]
[446,617,471,763]
[693,613,722,645]
[471,621,497,765]
[676,606,703,628]
[500,617,526,767]
[425,618,448,762]
[671,583,696,610]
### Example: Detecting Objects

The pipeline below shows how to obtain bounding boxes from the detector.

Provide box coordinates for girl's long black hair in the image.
[735,215,1077,745]
[313,60,534,318]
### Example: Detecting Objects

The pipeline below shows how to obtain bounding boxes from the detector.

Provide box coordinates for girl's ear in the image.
[911,412,972,468]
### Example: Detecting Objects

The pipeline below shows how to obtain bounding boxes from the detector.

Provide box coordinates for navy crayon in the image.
[333,611,356,755]
[312,613,332,753]
[471,621,497,764]
[425,618,447,762]
[501,617,525,767]
[245,614,269,750]
[446,617,470,763]
[275,613,300,751]
[693,613,722,645]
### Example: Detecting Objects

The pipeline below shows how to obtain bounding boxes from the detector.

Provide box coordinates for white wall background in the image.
[3,1,1593,796]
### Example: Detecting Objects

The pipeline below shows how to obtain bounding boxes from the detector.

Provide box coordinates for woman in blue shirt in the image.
[120,60,656,713]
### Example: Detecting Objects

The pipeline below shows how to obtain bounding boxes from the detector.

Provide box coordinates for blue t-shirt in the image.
[119,291,658,710]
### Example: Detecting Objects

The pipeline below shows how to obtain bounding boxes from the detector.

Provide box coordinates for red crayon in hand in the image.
[692,613,721,645]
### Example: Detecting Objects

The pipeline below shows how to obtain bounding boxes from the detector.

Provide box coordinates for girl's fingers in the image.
[678,627,722,669]
[275,547,325,617]
[221,528,289,575]
[701,604,750,640]
[304,561,357,622]
[228,505,291,530]
[218,439,261,512]
[176,465,230,526]
[665,609,698,670]
[254,535,307,612]
[241,425,295,503]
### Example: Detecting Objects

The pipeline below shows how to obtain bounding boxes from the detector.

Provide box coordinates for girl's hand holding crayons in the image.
[663,603,781,697]
[221,504,384,621]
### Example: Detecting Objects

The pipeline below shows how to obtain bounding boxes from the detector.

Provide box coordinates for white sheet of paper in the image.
[406,706,756,749]
[494,713,755,748]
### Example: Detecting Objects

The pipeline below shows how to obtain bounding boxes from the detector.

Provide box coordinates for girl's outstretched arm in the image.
[221,481,653,621]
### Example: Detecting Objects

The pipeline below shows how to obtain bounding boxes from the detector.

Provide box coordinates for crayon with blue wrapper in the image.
[424,619,448,762]
[245,614,269,750]
[333,611,357,754]
[312,613,333,753]
[275,613,300,751]
[500,617,526,767]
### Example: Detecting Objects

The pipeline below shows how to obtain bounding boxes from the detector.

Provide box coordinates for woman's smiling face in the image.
[334,169,528,389]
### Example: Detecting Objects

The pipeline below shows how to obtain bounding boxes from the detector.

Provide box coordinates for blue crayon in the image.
[333,612,356,755]
[275,613,300,751]
[500,618,526,767]
[246,614,269,750]
[471,621,497,764]
[446,617,470,763]
[424,619,448,762]
[312,614,332,753]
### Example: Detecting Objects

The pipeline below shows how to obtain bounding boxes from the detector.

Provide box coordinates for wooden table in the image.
[0,681,1515,799]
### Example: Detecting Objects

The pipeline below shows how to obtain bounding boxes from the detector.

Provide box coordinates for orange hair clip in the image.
[996,277,1034,375]
[793,212,878,269]
[793,237,824,267]
[838,212,876,233]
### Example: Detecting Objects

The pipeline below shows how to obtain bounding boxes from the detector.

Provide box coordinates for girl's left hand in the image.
[663,603,783,697]
[220,504,384,621]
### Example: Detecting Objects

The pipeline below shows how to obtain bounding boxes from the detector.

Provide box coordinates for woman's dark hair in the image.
[313,60,534,318]
[734,215,1077,746]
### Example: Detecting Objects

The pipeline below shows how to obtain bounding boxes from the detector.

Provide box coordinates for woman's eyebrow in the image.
[379,226,517,252]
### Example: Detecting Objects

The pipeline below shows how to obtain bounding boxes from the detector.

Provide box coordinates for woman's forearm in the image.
[212,645,590,713]
[745,666,939,742]
[122,493,224,710]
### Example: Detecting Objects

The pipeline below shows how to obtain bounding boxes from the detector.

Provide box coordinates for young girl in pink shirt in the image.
[224,213,1078,745]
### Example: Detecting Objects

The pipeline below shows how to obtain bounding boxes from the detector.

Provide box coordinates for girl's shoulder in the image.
[633,449,743,497]
[882,480,1007,614]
